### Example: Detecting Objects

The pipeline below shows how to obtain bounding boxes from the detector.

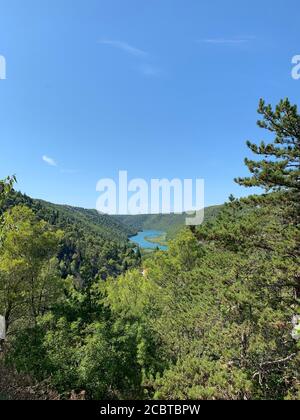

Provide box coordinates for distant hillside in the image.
[2,191,141,282]
[3,191,136,242]
[3,192,223,242]
[113,205,223,239]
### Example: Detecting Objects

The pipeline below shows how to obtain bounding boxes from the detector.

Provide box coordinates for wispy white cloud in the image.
[199,37,254,46]
[98,39,148,58]
[42,155,57,167]
[98,38,163,78]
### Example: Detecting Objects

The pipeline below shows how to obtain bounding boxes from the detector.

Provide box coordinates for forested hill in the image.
[3,191,223,242]
[3,191,136,242]
[1,191,141,283]
[113,205,223,239]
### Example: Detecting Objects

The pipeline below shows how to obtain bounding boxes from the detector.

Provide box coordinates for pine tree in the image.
[235,98,300,298]
[0,176,16,205]
[235,99,300,215]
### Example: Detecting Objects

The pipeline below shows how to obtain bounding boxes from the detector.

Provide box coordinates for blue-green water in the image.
[130,230,168,251]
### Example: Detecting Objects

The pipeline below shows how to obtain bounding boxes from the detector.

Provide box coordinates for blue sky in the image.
[0,0,299,209]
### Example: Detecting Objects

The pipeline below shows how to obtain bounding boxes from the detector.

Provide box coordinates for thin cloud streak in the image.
[199,37,254,46]
[98,39,148,57]
[98,39,163,78]
[42,155,57,167]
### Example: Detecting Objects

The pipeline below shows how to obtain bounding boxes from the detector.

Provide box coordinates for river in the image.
[130,230,168,251]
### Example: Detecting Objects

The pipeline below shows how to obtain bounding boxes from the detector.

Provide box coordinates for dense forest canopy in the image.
[0,99,299,400]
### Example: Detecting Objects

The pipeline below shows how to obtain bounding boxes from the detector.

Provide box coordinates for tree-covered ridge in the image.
[0,98,299,400]
[3,191,136,241]
[1,190,141,289]
[113,205,223,240]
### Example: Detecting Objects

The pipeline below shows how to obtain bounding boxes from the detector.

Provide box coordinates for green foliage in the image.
[113,205,223,240]
[154,356,252,400]
[0,176,16,204]
[103,201,299,399]
[3,191,135,241]
[235,98,300,196]
[2,191,141,284]
[1,99,300,400]
[0,176,16,242]
[0,205,63,333]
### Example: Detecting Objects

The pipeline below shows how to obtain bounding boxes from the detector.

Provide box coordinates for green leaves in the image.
[1,99,299,400]
[0,176,16,202]
[235,99,300,196]
[0,205,62,333]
